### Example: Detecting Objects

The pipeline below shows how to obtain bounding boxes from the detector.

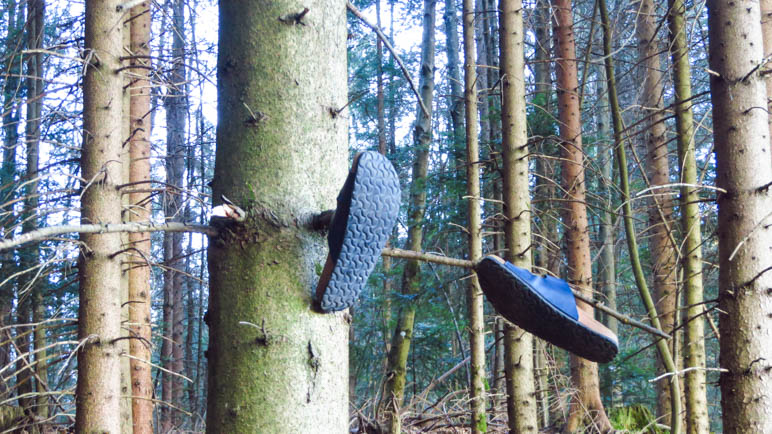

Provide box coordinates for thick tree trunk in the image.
[205,0,349,431]
[706,2,772,432]
[667,1,709,431]
[636,0,681,424]
[127,1,154,432]
[499,1,537,432]
[76,0,124,431]
[551,0,611,430]
[463,0,488,431]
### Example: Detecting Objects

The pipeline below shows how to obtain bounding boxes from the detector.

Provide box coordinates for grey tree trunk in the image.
[499,1,537,432]
[205,1,349,431]
[76,0,124,431]
[706,1,772,432]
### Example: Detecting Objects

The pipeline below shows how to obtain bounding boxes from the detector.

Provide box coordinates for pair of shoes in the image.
[477,256,618,363]
[316,151,401,312]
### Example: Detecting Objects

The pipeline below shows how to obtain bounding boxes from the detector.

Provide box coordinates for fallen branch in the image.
[346,2,431,118]
[0,222,217,251]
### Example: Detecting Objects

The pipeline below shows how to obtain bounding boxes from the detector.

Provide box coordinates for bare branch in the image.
[0,222,217,251]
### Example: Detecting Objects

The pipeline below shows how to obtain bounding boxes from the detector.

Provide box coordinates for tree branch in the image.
[346,2,431,119]
[381,247,670,339]
[0,222,217,251]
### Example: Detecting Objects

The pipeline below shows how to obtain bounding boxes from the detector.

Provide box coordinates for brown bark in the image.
[636,0,681,424]
[76,0,124,431]
[707,1,772,432]
[551,0,611,430]
[128,1,154,432]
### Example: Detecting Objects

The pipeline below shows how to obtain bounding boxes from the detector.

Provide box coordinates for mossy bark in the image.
[706,1,772,432]
[76,0,125,431]
[206,1,349,432]
[381,2,435,432]
[667,1,709,431]
[462,0,488,431]
[499,1,537,432]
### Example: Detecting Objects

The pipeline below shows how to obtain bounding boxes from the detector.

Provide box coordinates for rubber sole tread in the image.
[319,152,400,312]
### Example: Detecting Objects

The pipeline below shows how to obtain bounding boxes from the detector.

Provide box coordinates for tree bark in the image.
[463,0,488,431]
[76,0,124,431]
[762,0,772,166]
[706,2,772,432]
[636,0,681,424]
[551,0,611,430]
[381,2,435,432]
[127,1,154,432]
[499,1,537,432]
[667,1,709,431]
[205,0,349,431]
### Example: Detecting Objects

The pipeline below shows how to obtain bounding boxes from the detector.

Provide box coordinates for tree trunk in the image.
[598,1,683,432]
[76,0,124,431]
[636,0,681,424]
[381,2,435,432]
[762,0,772,166]
[128,1,154,432]
[444,0,465,178]
[205,0,349,431]
[667,1,709,431]
[551,0,611,430]
[463,1,488,431]
[706,2,772,432]
[163,0,187,427]
[499,1,537,432]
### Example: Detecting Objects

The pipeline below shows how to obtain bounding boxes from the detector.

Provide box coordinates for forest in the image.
[0,0,771,432]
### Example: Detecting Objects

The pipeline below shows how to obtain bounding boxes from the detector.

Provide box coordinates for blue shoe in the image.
[477,256,618,363]
[316,151,400,312]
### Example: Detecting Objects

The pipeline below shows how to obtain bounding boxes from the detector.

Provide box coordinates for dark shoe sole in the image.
[316,151,400,312]
[477,256,618,363]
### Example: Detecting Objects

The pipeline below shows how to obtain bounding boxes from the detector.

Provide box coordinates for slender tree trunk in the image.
[163,0,187,427]
[128,1,154,432]
[667,1,709,431]
[381,3,435,432]
[499,1,537,432]
[206,0,349,430]
[706,2,772,432]
[598,1,683,432]
[551,0,611,430]
[444,0,465,181]
[25,1,47,418]
[76,0,124,430]
[462,1,488,431]
[636,0,681,424]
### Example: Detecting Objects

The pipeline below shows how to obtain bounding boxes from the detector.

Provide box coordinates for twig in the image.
[346,1,430,118]
[0,221,217,251]
[648,366,728,383]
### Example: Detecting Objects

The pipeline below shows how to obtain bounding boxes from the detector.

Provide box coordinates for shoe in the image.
[316,151,400,312]
[476,255,618,363]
